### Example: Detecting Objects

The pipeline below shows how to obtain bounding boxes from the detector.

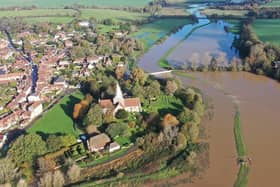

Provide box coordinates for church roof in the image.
[124,98,141,107]
[99,99,113,108]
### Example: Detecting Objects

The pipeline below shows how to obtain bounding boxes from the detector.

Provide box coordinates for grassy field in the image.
[23,16,74,23]
[80,9,149,22]
[201,8,248,18]
[260,0,280,7]
[253,19,280,46]
[233,164,250,187]
[145,95,184,116]
[234,111,247,158]
[0,9,76,17]
[131,18,191,49]
[0,0,151,8]
[27,91,84,136]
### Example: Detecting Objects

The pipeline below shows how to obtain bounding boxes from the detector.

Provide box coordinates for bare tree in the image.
[53,170,65,187]
[67,164,81,183]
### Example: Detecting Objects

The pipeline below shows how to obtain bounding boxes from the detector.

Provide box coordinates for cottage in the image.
[87,133,111,152]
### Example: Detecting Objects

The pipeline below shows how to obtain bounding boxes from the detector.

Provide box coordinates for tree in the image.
[67,164,81,183]
[106,123,130,138]
[84,104,103,126]
[46,135,62,153]
[8,134,47,164]
[161,113,179,128]
[53,170,65,187]
[39,172,52,187]
[115,66,125,80]
[60,134,77,147]
[176,132,187,150]
[130,68,147,85]
[178,108,193,124]
[73,103,82,120]
[144,80,161,100]
[115,109,129,119]
[209,57,218,71]
[0,158,18,184]
[165,80,178,95]
[16,179,27,187]
[189,124,199,142]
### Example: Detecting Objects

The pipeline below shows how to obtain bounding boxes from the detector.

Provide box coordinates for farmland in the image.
[0,0,152,8]
[131,18,191,49]
[201,8,248,18]
[80,9,149,22]
[261,0,280,7]
[253,19,280,46]
[27,91,84,136]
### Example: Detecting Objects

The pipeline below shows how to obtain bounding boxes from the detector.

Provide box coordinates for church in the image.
[99,83,142,115]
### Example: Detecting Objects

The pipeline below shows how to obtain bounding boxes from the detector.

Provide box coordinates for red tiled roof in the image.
[99,99,113,108]
[124,98,141,107]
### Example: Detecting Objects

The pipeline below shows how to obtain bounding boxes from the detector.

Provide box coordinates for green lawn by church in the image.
[27,91,84,136]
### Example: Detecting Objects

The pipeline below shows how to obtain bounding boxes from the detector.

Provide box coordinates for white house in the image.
[109,142,121,153]
[79,21,90,27]
[28,101,43,120]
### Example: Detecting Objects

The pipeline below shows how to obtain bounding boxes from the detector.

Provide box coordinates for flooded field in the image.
[168,21,239,68]
[180,72,280,187]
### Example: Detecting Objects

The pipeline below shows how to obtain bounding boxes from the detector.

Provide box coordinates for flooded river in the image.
[138,3,280,187]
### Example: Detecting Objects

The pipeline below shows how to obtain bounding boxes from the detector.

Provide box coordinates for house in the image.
[87,133,111,152]
[108,142,121,153]
[28,101,43,120]
[0,133,7,149]
[79,21,90,27]
[53,76,68,88]
[99,83,142,115]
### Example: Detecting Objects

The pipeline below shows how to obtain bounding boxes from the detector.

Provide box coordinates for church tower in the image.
[113,82,124,106]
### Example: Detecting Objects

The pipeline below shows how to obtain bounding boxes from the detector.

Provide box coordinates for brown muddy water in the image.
[178,72,280,187]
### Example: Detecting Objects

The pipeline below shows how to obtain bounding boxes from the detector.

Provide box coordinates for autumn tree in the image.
[115,66,125,80]
[67,164,81,183]
[130,67,147,85]
[53,170,65,187]
[0,158,19,184]
[161,113,179,128]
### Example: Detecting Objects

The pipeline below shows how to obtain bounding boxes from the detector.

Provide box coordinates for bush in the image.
[116,109,129,119]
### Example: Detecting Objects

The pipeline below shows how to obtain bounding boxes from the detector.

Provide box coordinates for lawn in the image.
[80,9,149,22]
[0,0,151,8]
[27,91,84,136]
[131,18,192,50]
[253,19,280,46]
[145,95,184,116]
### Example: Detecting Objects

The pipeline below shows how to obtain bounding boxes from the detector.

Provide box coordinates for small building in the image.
[79,21,90,28]
[28,101,43,120]
[87,133,111,152]
[108,142,121,153]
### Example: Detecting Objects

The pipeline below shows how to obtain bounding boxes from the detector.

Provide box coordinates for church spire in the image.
[113,82,124,106]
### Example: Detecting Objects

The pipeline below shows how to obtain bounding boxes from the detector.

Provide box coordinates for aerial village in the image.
[0,21,127,149]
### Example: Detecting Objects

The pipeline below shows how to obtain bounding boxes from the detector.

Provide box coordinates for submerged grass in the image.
[233,110,250,187]
[233,110,247,158]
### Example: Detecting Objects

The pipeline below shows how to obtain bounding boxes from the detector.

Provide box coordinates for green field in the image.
[201,8,248,18]
[131,18,191,49]
[225,19,242,34]
[0,0,151,8]
[261,0,280,7]
[145,95,184,116]
[23,16,74,23]
[80,9,149,22]
[27,91,84,136]
[0,9,76,17]
[253,19,280,46]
